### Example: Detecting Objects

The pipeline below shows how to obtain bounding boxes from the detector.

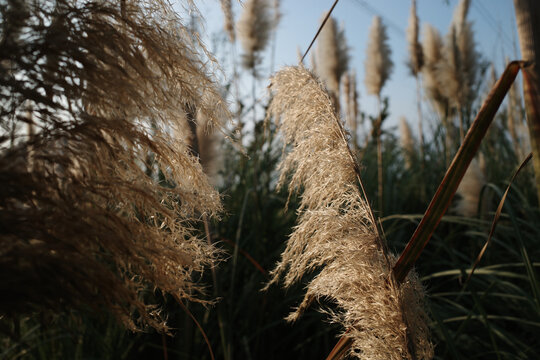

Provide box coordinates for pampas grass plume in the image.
[316,14,349,97]
[406,0,423,76]
[220,0,235,42]
[0,0,229,331]
[422,24,447,116]
[438,0,478,112]
[266,65,433,360]
[455,156,486,217]
[400,117,415,169]
[236,0,272,69]
[364,16,393,96]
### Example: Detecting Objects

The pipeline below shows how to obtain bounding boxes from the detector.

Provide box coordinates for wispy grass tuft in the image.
[265,65,432,360]
[0,0,229,332]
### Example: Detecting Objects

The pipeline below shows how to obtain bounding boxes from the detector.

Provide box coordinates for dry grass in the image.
[236,0,273,70]
[316,14,349,100]
[266,66,433,360]
[364,16,393,96]
[406,0,423,76]
[0,0,228,332]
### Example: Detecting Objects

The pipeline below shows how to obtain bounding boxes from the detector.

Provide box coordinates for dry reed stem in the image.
[266,66,432,360]
[0,0,229,331]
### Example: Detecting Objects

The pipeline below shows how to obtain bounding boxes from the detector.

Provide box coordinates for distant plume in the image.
[364,16,393,96]
[406,0,424,76]
[266,66,433,360]
[220,0,235,42]
[452,0,471,30]
[316,15,349,98]
[400,117,416,169]
[422,24,448,116]
[507,68,531,159]
[342,70,360,148]
[237,0,273,70]
[455,156,486,217]
[437,0,478,141]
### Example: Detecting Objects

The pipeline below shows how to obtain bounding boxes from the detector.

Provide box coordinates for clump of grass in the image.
[0,0,228,332]
[265,65,433,360]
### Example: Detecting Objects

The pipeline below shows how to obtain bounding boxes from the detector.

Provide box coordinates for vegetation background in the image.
[1,0,539,359]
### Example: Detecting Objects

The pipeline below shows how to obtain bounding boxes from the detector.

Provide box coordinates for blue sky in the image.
[195,0,518,135]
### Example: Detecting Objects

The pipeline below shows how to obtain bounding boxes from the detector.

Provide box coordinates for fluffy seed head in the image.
[437,0,478,111]
[455,156,486,217]
[365,16,393,96]
[236,0,273,69]
[266,65,433,360]
[422,24,448,115]
[400,117,416,169]
[220,0,235,42]
[406,0,424,76]
[316,14,349,97]
[0,0,229,331]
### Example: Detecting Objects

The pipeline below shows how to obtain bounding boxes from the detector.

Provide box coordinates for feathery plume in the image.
[437,0,478,139]
[406,0,424,76]
[342,70,360,148]
[273,0,282,28]
[236,0,273,70]
[196,112,224,187]
[364,16,393,96]
[220,0,235,42]
[438,22,478,113]
[455,156,486,217]
[507,69,531,160]
[316,15,349,98]
[266,66,433,360]
[452,0,471,30]
[422,24,448,116]
[400,117,416,169]
[0,0,229,331]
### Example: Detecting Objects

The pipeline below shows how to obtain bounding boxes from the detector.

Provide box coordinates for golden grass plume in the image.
[236,0,273,70]
[406,0,424,76]
[364,16,393,96]
[316,14,349,98]
[0,0,229,332]
[266,66,433,360]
